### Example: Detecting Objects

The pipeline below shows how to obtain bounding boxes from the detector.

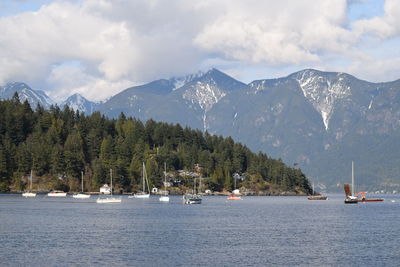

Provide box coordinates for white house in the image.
[100,184,111,194]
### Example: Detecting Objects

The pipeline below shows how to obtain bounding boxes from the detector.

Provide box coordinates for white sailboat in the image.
[130,162,150,198]
[96,169,121,203]
[159,163,170,202]
[22,170,36,198]
[73,171,91,199]
[227,174,242,200]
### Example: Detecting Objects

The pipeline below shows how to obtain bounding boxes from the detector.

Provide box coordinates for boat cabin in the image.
[100,184,111,194]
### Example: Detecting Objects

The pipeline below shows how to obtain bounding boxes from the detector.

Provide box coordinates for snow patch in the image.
[296,70,351,131]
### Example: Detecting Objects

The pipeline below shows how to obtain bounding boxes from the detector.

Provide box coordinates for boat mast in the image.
[30,170,33,191]
[164,162,167,196]
[81,171,84,192]
[351,161,354,196]
[110,169,113,196]
[142,162,145,193]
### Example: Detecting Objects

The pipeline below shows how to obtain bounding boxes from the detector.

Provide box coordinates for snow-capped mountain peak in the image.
[61,93,98,114]
[292,69,352,130]
[0,82,55,109]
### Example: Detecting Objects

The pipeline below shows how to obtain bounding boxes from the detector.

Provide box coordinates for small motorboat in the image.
[227,194,242,200]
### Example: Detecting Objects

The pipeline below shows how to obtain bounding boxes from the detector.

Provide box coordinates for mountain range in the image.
[2,68,400,192]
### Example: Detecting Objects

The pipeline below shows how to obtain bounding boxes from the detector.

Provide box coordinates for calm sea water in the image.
[1,194,399,266]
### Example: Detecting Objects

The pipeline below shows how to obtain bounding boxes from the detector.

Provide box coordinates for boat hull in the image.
[47,192,67,197]
[96,197,121,203]
[22,192,37,198]
[72,193,91,199]
[359,198,384,202]
[227,195,242,200]
[159,196,170,202]
[344,198,358,204]
[130,193,150,199]
[183,195,202,204]
[307,195,327,200]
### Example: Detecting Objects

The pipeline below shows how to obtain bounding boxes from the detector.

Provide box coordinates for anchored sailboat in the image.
[73,171,90,199]
[159,163,170,202]
[307,182,327,200]
[97,169,121,203]
[183,177,202,204]
[227,174,242,200]
[344,161,358,204]
[131,162,150,198]
[22,170,36,198]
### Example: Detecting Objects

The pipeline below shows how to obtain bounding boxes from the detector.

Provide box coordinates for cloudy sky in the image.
[0,0,399,102]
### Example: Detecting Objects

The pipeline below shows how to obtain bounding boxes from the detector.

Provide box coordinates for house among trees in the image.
[100,184,111,194]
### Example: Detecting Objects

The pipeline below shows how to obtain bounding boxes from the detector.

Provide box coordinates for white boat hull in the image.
[130,194,150,199]
[22,192,36,198]
[159,196,170,202]
[96,197,122,203]
[47,192,67,197]
[72,193,91,199]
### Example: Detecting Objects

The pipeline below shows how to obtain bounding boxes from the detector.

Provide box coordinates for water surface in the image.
[1,194,399,266]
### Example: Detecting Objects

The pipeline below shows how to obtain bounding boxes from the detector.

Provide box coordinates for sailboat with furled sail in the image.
[22,170,36,198]
[73,171,90,199]
[344,161,358,204]
[159,162,170,202]
[96,169,121,203]
[130,162,150,198]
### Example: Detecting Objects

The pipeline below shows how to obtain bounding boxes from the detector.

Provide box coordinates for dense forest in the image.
[0,94,311,194]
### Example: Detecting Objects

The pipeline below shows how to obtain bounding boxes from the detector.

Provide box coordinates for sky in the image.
[0,0,399,102]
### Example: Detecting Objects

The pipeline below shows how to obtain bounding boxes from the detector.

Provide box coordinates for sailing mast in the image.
[351,161,354,196]
[81,171,84,192]
[110,169,113,196]
[30,170,33,191]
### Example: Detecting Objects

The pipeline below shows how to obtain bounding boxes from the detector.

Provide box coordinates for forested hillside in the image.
[0,94,311,194]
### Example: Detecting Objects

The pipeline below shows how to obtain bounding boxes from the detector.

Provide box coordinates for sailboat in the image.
[159,163,170,202]
[130,162,150,198]
[73,171,91,199]
[96,169,121,203]
[183,177,202,204]
[227,175,242,200]
[307,182,327,200]
[22,170,37,198]
[344,161,358,204]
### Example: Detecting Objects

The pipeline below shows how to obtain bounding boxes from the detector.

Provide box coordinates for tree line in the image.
[0,93,311,194]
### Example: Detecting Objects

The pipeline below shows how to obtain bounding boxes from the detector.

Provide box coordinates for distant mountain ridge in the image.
[0,82,54,109]
[2,69,400,191]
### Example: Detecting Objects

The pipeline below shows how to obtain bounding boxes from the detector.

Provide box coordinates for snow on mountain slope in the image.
[292,69,351,130]
[61,93,98,114]
[0,82,55,109]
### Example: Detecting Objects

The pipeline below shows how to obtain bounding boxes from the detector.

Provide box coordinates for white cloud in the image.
[352,0,400,39]
[0,0,399,102]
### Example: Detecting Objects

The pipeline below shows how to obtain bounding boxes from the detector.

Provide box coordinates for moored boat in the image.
[47,190,67,197]
[159,163,170,202]
[22,192,37,198]
[307,195,328,200]
[22,170,36,198]
[344,161,358,204]
[97,169,121,204]
[227,194,242,200]
[307,182,327,200]
[130,162,150,199]
[356,192,384,202]
[183,194,202,204]
[73,171,91,199]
